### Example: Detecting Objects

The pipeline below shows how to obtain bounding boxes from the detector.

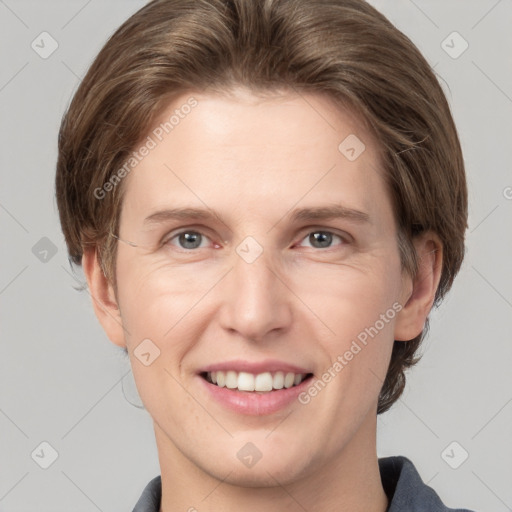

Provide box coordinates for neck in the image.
[155,412,388,512]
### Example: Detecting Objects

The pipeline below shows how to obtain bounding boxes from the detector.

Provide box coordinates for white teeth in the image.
[273,371,284,389]
[225,370,238,389]
[238,372,255,391]
[254,372,273,392]
[205,370,308,392]
[284,372,295,388]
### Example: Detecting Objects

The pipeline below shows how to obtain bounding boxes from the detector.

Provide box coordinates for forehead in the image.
[119,88,391,231]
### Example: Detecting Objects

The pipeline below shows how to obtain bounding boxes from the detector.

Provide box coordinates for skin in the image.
[83,88,442,512]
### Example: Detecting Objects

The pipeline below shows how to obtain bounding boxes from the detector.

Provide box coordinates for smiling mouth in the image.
[201,370,314,393]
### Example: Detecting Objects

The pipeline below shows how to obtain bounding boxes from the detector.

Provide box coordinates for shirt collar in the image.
[132,455,472,512]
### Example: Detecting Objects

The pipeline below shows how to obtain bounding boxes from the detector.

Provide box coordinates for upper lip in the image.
[198,359,312,375]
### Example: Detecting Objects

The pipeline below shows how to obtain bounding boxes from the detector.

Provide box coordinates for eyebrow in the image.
[143,204,370,227]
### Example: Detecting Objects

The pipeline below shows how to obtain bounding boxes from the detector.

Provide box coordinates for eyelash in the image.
[161,227,351,252]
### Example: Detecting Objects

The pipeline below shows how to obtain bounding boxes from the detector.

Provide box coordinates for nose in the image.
[218,242,293,342]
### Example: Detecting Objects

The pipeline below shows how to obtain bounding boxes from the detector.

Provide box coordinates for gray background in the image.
[1,0,511,510]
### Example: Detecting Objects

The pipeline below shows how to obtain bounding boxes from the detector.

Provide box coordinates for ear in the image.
[394,231,443,342]
[81,246,127,348]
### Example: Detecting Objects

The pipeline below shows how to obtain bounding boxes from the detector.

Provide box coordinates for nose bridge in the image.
[220,236,290,340]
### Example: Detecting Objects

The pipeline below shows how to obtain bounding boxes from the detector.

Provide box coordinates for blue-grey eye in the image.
[168,231,209,250]
[300,231,344,249]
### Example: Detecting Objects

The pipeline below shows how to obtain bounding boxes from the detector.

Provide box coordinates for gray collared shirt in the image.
[132,455,477,511]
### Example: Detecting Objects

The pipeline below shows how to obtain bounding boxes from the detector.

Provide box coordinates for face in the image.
[109,88,411,486]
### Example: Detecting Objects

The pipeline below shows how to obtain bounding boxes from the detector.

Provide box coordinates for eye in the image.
[296,230,348,250]
[162,228,349,252]
[164,230,212,250]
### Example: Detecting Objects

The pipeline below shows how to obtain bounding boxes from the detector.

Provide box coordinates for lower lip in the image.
[198,374,314,415]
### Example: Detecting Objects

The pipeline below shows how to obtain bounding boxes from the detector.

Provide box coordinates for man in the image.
[55,1,474,510]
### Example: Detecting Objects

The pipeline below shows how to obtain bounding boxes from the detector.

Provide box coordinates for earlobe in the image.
[81,246,127,348]
[394,232,443,342]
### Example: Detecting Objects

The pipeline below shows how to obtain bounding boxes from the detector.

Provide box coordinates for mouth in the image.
[200,370,314,393]
[196,360,315,414]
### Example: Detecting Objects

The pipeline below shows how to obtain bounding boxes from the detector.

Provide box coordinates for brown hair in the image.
[55,0,468,414]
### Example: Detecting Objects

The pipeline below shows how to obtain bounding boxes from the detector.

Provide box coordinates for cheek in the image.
[118,244,402,345]
[305,257,401,387]
[119,264,205,427]
[303,257,401,338]
[115,248,217,340]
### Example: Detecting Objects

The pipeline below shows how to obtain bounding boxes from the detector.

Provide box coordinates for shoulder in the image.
[132,459,479,512]
[132,475,161,512]
[379,455,477,512]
